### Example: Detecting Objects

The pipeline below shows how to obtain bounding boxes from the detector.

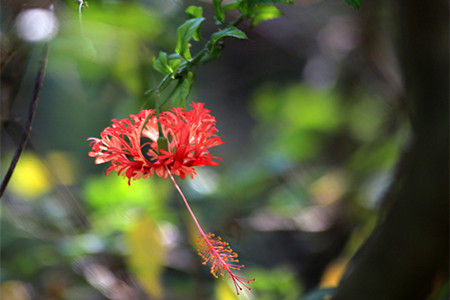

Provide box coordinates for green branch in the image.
[149,0,294,111]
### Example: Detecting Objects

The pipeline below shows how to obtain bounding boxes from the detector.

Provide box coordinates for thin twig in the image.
[0,43,49,198]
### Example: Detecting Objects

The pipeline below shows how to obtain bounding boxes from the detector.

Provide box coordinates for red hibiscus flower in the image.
[88,102,254,295]
[87,102,224,184]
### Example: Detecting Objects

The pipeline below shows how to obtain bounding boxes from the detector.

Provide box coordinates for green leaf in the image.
[185,6,204,41]
[153,51,172,75]
[169,76,191,108]
[185,5,203,18]
[224,1,239,11]
[345,0,361,9]
[213,0,225,23]
[169,61,181,74]
[238,1,252,17]
[202,27,246,64]
[210,26,247,45]
[238,0,292,18]
[175,17,205,60]
[250,4,283,27]
[168,53,182,72]
[200,47,222,64]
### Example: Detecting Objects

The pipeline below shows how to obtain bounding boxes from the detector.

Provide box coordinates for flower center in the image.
[140,137,158,163]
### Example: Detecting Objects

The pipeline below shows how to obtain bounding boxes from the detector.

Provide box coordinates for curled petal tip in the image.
[87,102,224,183]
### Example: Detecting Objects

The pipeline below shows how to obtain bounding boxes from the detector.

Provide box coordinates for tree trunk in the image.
[331,0,449,299]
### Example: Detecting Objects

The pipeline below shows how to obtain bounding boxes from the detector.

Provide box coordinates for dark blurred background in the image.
[1,0,447,299]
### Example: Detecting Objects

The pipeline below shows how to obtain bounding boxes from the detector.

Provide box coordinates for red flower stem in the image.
[166,167,207,238]
[166,168,236,270]
[166,167,253,295]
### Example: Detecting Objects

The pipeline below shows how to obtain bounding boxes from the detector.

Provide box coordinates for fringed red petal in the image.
[87,102,225,182]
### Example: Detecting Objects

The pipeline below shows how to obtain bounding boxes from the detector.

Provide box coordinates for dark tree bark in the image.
[331,1,449,299]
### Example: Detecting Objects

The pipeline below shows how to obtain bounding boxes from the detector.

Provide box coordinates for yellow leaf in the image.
[126,215,164,299]
[320,259,347,288]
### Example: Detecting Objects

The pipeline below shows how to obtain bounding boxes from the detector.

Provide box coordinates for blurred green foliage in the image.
[83,175,171,233]
[247,267,302,300]
[1,0,410,299]
[52,2,163,97]
[251,84,343,161]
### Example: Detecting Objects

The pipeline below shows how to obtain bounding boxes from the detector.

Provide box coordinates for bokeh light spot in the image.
[16,8,59,42]
[8,152,51,199]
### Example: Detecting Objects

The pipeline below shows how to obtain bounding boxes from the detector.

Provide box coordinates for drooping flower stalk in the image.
[166,167,255,295]
[88,102,254,295]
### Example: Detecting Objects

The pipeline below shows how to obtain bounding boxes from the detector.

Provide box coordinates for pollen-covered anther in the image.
[197,232,255,295]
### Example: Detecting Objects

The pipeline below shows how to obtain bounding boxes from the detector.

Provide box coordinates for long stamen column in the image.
[166,167,255,295]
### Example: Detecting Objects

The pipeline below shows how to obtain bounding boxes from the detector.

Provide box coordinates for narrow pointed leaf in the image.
[175,17,205,59]
[211,26,247,45]
[153,51,172,75]
[169,77,191,108]
[185,6,203,41]
[213,0,225,23]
